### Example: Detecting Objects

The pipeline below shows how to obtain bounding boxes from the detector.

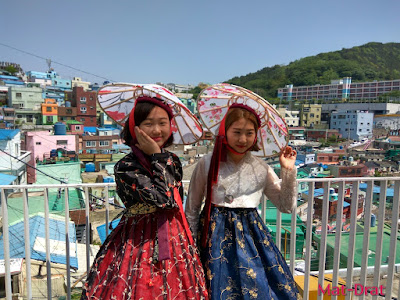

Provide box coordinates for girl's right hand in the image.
[134,126,161,155]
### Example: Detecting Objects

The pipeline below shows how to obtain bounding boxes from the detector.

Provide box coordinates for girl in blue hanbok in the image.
[186,102,299,300]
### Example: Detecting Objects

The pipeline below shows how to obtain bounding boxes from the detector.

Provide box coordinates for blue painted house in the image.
[0,213,78,269]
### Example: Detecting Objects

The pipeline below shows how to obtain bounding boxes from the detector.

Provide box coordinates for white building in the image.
[277,107,300,127]
[72,77,91,91]
[330,111,373,140]
[0,129,31,184]
[374,114,400,130]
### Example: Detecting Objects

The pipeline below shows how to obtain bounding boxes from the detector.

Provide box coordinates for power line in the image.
[0,147,124,209]
[0,42,115,83]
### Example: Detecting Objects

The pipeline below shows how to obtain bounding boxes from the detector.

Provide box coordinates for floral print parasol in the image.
[97,83,203,145]
[197,83,289,157]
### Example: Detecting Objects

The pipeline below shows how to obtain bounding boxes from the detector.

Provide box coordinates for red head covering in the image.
[201,104,261,248]
[128,96,173,143]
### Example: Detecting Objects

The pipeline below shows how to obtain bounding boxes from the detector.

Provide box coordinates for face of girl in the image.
[138,106,171,147]
[226,117,257,153]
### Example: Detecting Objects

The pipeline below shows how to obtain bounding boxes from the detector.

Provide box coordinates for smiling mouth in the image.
[152,137,162,141]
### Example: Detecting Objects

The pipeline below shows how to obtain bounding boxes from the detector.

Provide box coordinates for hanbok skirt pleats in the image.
[199,206,299,300]
[82,208,208,300]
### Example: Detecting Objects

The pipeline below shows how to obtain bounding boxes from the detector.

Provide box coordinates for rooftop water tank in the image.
[65,101,71,107]
[371,214,376,227]
[103,176,115,183]
[54,122,66,135]
[50,149,57,158]
[349,156,354,162]
[85,163,95,172]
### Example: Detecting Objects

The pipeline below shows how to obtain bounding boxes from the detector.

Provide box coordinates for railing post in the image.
[386,181,400,300]
[65,188,71,300]
[372,180,386,300]
[346,180,359,300]
[84,186,91,276]
[317,181,330,300]
[303,181,315,300]
[290,207,297,275]
[23,189,32,300]
[332,181,345,300]
[1,189,12,300]
[44,188,52,299]
[105,185,110,237]
[359,180,374,300]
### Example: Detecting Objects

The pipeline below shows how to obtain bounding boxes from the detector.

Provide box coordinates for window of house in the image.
[75,126,81,130]
[100,141,109,147]
[66,109,72,114]
[36,142,41,145]
[46,107,52,112]
[80,97,86,102]
[80,107,87,112]
[86,141,96,147]
[57,140,68,145]
[16,93,22,98]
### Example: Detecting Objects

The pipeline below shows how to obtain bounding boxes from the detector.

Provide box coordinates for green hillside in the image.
[225,42,400,99]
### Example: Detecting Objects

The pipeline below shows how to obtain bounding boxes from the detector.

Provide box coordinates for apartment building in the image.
[278,77,400,102]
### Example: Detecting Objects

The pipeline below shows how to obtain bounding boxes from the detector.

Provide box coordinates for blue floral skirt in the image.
[199,206,299,300]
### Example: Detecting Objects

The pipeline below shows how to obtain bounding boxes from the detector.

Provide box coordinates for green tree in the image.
[4,66,17,75]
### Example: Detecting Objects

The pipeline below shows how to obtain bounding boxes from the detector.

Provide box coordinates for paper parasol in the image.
[197,83,289,157]
[97,83,203,145]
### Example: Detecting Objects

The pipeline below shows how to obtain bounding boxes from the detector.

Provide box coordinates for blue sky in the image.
[1,0,399,86]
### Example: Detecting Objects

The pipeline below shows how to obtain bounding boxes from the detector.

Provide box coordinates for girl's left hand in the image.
[279,146,297,170]
[134,126,161,155]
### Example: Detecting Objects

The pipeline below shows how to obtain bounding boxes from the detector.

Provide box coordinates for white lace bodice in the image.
[185,152,297,235]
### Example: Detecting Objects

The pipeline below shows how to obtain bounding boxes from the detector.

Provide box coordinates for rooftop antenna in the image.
[46,58,54,72]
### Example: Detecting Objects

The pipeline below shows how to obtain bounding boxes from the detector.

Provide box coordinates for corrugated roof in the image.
[6,188,85,225]
[83,127,97,133]
[322,226,400,268]
[97,128,113,131]
[0,213,78,269]
[0,173,17,185]
[0,129,19,140]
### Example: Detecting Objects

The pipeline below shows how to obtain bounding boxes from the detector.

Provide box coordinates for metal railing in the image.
[0,177,399,299]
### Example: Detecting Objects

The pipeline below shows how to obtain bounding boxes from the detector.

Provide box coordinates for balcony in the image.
[0,151,31,174]
[1,177,400,299]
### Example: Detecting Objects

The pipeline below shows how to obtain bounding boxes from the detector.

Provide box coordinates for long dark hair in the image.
[121,101,174,148]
